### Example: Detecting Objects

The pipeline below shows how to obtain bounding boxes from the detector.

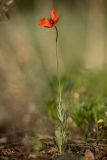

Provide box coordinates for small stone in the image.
[83,149,95,160]
[28,153,37,159]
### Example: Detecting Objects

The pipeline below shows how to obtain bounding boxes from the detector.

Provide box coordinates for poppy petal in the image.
[38,18,53,28]
[51,9,59,23]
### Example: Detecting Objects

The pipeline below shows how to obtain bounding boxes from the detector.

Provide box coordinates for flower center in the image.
[48,18,54,24]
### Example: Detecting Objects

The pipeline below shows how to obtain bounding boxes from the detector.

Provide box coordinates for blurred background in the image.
[0,0,107,138]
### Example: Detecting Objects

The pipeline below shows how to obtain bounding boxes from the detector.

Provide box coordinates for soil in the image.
[0,135,107,160]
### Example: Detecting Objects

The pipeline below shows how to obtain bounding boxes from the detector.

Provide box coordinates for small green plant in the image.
[72,95,96,137]
[30,136,42,150]
[72,93,107,139]
[55,101,68,153]
[45,75,72,152]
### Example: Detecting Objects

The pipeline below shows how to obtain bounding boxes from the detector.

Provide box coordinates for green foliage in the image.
[72,94,107,138]
[55,126,66,153]
[45,75,71,153]
[45,75,72,120]
[44,68,107,147]
[30,137,42,150]
[55,101,68,153]
[72,95,96,137]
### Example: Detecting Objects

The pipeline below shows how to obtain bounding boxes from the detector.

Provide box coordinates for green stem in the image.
[55,26,62,106]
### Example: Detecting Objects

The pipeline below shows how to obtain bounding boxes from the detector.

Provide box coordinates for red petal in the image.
[38,18,53,28]
[51,9,59,23]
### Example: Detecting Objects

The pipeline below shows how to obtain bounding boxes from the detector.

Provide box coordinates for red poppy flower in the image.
[38,9,59,28]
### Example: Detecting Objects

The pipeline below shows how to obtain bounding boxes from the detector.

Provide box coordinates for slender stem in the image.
[55,26,66,153]
[55,26,59,80]
[54,26,62,106]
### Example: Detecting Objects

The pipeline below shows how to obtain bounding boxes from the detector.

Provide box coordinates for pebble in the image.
[83,149,95,160]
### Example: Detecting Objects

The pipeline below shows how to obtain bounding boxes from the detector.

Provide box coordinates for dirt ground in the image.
[0,134,107,160]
